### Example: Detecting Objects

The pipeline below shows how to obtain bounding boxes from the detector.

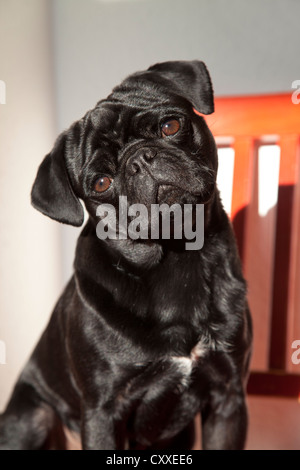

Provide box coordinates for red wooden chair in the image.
[205,94,300,398]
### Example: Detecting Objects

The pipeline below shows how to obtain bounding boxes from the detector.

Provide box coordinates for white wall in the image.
[53,0,300,127]
[0,0,61,410]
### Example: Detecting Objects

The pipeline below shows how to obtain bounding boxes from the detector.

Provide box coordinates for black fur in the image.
[0,61,252,450]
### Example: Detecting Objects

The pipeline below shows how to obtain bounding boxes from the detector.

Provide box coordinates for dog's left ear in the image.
[31,132,84,227]
[148,60,214,115]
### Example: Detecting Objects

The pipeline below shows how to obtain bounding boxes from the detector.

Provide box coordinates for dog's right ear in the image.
[31,132,84,227]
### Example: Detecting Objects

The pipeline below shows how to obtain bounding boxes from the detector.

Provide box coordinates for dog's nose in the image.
[126,148,157,176]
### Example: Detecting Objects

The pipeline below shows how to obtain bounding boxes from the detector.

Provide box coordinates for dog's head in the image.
[31,61,218,267]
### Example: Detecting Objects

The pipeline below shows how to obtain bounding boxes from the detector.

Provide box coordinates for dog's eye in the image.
[161,119,180,137]
[94,176,112,193]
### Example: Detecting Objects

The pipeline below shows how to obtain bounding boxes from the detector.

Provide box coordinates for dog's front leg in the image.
[201,385,248,450]
[81,406,123,450]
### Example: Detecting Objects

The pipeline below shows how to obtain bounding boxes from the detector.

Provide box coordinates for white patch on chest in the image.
[170,339,209,390]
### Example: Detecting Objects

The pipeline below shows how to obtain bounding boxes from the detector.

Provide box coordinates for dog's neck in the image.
[74,194,230,307]
[72,198,240,356]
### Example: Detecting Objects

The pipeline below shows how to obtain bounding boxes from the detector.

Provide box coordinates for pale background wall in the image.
[0,0,61,410]
[0,0,299,449]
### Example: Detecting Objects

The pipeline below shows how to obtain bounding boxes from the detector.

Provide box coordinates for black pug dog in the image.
[0,61,252,450]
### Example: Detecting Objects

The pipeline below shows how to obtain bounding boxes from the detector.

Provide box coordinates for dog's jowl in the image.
[0,61,252,450]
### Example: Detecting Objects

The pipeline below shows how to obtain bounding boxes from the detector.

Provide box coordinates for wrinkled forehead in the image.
[89,101,125,131]
[89,71,190,126]
[89,95,188,139]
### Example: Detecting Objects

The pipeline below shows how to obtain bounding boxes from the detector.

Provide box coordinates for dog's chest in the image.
[116,340,212,444]
[117,339,211,408]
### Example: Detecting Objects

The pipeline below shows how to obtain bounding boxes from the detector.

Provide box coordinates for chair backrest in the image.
[205,94,300,394]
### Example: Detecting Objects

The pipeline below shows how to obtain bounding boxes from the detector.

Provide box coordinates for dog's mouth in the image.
[122,143,216,208]
[156,184,185,206]
[156,181,215,206]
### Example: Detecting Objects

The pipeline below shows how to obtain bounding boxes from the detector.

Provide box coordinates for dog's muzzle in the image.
[126,147,157,177]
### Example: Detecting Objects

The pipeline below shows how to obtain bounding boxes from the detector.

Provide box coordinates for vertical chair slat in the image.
[231,137,255,263]
[269,134,300,371]
[234,141,278,370]
[282,136,300,372]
